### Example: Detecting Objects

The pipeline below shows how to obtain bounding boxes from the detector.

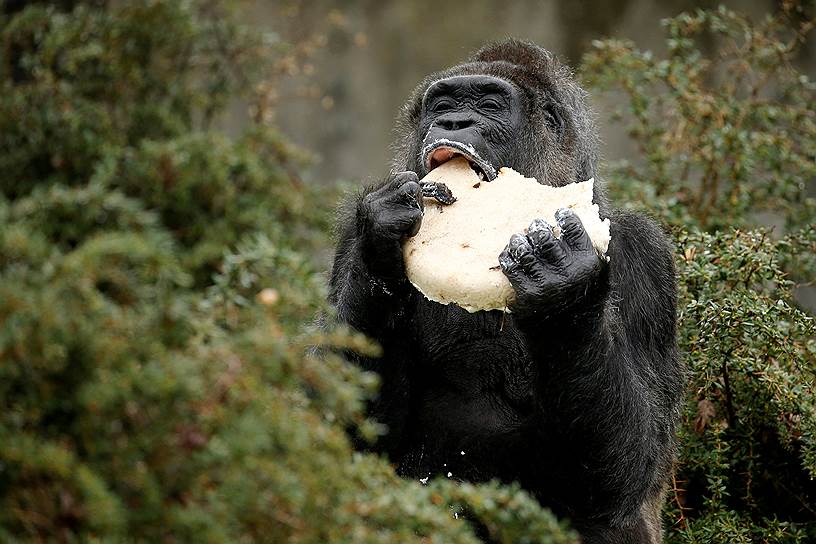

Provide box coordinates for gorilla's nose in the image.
[436,115,475,132]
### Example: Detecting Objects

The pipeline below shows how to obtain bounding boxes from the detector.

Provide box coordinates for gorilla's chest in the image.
[411,301,536,433]
[397,301,538,482]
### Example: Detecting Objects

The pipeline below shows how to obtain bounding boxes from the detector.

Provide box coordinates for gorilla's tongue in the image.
[429,148,457,167]
[428,146,489,181]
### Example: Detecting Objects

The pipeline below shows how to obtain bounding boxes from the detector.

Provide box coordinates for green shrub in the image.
[0,1,574,542]
[583,4,816,541]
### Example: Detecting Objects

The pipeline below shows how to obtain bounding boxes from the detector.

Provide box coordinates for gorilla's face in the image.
[417,75,525,182]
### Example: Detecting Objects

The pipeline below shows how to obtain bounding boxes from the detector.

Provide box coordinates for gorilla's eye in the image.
[478,98,502,112]
[432,100,456,113]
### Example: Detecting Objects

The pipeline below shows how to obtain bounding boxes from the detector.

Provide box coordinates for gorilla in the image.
[328,40,684,543]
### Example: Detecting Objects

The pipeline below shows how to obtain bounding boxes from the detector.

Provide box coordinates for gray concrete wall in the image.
[228,0,811,185]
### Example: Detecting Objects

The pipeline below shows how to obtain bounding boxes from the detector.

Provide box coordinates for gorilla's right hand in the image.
[356,171,424,282]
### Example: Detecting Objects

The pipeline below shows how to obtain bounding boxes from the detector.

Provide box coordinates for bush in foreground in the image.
[583,4,815,541]
[0,1,573,542]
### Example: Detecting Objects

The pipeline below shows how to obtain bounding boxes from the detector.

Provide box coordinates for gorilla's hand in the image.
[357,171,424,281]
[499,208,608,320]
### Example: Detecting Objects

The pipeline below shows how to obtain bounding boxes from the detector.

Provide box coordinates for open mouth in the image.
[422,139,497,182]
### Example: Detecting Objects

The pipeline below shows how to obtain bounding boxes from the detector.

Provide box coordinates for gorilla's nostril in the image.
[438,117,474,131]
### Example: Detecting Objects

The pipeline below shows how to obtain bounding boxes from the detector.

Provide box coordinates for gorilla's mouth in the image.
[422,139,497,182]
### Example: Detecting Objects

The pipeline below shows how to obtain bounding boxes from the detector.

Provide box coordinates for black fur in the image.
[328,40,684,544]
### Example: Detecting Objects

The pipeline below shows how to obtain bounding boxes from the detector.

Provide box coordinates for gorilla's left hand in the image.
[499,208,608,320]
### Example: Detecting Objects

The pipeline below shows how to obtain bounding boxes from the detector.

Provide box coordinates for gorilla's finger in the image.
[388,180,423,211]
[385,171,418,192]
[371,171,418,201]
[499,247,526,286]
[395,207,423,238]
[369,195,423,239]
[507,233,551,279]
[517,251,548,279]
[498,247,517,271]
[405,208,423,237]
[409,180,425,212]
[526,218,551,244]
[555,208,593,252]
[526,218,566,264]
[508,233,533,262]
[393,171,419,186]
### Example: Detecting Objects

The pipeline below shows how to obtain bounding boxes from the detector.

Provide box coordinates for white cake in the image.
[403,157,610,312]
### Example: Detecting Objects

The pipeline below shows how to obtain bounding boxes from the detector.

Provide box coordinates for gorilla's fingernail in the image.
[509,234,530,260]
[554,207,574,225]
[509,233,527,248]
[527,218,551,233]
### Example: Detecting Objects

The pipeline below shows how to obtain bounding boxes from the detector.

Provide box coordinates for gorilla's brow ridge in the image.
[422,76,515,108]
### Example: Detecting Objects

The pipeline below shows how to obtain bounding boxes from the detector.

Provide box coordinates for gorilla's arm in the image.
[504,210,681,525]
[328,172,424,451]
[329,172,423,337]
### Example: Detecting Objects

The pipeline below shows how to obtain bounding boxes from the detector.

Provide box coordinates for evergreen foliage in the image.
[583,4,816,541]
[0,1,573,542]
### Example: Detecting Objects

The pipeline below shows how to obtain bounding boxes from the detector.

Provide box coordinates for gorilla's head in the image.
[392,39,600,189]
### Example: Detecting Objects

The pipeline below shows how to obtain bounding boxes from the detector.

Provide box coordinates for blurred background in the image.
[225,0,816,185]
